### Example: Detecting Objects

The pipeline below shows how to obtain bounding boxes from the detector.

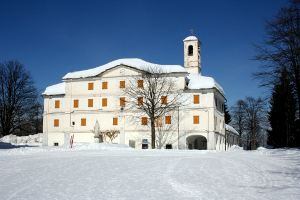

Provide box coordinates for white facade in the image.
[42,35,239,150]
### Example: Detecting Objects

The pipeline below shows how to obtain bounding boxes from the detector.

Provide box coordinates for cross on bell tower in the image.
[190,28,194,36]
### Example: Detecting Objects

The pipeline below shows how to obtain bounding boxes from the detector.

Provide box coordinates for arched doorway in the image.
[187,135,207,150]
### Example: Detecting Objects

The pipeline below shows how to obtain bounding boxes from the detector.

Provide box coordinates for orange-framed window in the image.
[102,82,108,89]
[138,97,143,105]
[81,118,86,126]
[74,100,79,108]
[194,95,199,104]
[88,82,94,90]
[102,98,107,107]
[165,116,171,124]
[142,117,147,125]
[120,81,125,88]
[193,116,199,124]
[113,118,118,125]
[88,99,93,107]
[54,119,59,127]
[55,100,60,108]
[161,96,167,104]
[120,97,125,106]
[138,80,143,88]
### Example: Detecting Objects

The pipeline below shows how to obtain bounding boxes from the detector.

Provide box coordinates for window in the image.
[120,97,125,106]
[88,83,94,90]
[120,81,125,88]
[54,143,59,146]
[129,140,135,148]
[74,100,79,108]
[102,98,107,107]
[188,45,193,56]
[54,119,59,127]
[113,117,118,125]
[55,100,60,108]
[194,95,199,104]
[102,82,108,89]
[193,116,199,124]
[166,144,172,149]
[155,116,162,127]
[138,80,143,87]
[88,99,93,107]
[138,97,143,105]
[161,96,167,104]
[165,116,171,124]
[142,117,147,125]
[81,118,86,126]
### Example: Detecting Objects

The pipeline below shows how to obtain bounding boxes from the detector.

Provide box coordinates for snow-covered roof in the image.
[225,124,239,136]
[62,58,187,79]
[186,73,225,96]
[42,82,66,96]
[183,36,198,41]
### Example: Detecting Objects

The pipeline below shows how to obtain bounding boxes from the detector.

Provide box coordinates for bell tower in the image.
[183,32,202,75]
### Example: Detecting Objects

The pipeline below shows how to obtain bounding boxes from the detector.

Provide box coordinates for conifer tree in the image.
[224,103,231,124]
[267,69,298,147]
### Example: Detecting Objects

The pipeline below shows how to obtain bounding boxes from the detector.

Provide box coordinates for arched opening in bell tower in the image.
[188,45,193,56]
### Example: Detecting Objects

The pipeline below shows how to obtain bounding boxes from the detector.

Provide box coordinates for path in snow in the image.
[0,145,299,200]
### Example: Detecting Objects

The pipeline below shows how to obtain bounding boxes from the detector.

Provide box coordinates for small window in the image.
[120,81,125,88]
[165,116,171,124]
[81,118,86,126]
[138,80,143,88]
[54,143,59,146]
[88,83,94,90]
[72,121,75,126]
[88,99,93,107]
[166,144,172,149]
[129,140,135,148]
[113,117,118,125]
[193,116,199,124]
[102,98,107,107]
[102,82,108,89]
[54,119,59,127]
[74,100,79,108]
[120,97,125,106]
[138,97,143,105]
[188,45,193,56]
[55,100,60,108]
[142,117,147,125]
[194,95,199,104]
[155,116,162,127]
[161,96,167,104]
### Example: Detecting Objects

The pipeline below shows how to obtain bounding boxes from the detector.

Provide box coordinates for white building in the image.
[42,35,239,150]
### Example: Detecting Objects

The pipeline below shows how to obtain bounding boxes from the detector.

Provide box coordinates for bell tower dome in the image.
[183,35,202,75]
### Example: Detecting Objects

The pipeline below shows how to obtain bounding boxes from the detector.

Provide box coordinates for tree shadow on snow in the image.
[0,142,39,149]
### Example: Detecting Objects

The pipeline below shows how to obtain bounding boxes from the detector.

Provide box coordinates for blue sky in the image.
[0,0,286,107]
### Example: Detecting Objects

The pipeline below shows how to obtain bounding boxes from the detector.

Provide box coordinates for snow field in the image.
[0,143,299,200]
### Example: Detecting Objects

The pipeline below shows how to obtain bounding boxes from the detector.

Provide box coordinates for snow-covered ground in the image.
[0,142,299,200]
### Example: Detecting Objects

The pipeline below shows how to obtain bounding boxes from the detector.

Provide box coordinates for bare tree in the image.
[0,60,38,137]
[123,66,186,149]
[252,0,300,117]
[242,97,266,150]
[231,100,246,147]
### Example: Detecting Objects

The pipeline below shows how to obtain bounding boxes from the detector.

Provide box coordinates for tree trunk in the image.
[151,118,155,149]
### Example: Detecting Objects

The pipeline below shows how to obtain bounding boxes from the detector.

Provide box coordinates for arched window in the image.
[188,45,193,56]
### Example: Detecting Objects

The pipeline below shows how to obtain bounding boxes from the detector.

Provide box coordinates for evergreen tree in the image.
[224,103,231,124]
[267,69,298,147]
